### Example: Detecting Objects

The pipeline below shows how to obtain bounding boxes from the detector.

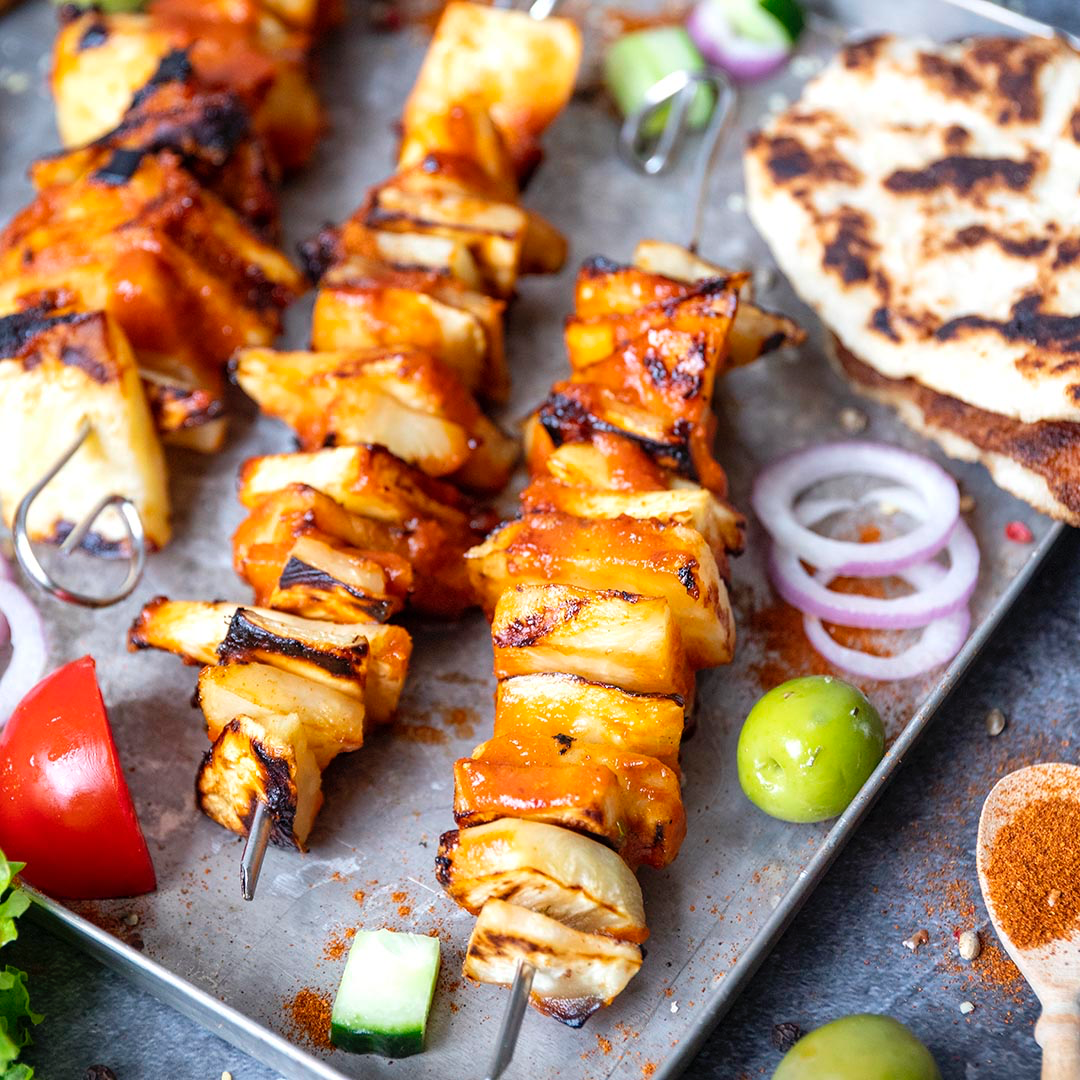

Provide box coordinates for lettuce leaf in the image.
[0,852,37,1079]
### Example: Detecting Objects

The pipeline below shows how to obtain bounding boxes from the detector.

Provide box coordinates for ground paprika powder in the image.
[984,795,1080,950]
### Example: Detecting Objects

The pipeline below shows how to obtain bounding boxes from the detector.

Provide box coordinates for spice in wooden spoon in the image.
[977,762,1080,1080]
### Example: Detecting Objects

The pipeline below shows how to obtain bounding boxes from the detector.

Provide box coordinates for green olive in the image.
[737,676,884,823]
[773,1014,941,1080]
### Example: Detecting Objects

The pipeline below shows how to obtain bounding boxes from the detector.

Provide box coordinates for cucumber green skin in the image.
[604,28,715,136]
[52,0,146,11]
[760,0,805,40]
[330,1021,424,1058]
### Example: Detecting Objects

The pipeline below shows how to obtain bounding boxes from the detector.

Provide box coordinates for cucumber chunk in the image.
[604,27,715,137]
[330,929,441,1058]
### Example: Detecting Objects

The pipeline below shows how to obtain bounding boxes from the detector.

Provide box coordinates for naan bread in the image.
[745,34,1080,424]
[830,337,1080,524]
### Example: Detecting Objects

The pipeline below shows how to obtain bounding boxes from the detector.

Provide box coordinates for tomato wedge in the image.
[0,656,155,899]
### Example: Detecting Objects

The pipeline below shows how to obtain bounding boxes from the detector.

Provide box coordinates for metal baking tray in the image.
[1,0,1067,1076]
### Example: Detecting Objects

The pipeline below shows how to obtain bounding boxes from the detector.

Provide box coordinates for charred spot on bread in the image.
[883,154,1037,197]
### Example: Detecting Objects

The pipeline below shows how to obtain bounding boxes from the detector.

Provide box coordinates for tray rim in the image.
[19,0,1074,1075]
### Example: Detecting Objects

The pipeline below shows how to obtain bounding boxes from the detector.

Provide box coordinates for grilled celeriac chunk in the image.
[466,512,735,668]
[437,819,647,943]
[494,673,684,771]
[129,599,411,724]
[232,484,475,618]
[401,2,581,181]
[197,711,322,849]
[564,278,741,372]
[33,48,279,239]
[463,900,641,1028]
[232,346,517,490]
[198,661,365,768]
[217,607,369,701]
[237,445,480,533]
[459,736,686,869]
[491,584,693,700]
[521,478,744,563]
[52,3,323,172]
[362,180,528,298]
[0,308,170,551]
[267,535,409,625]
[311,260,502,399]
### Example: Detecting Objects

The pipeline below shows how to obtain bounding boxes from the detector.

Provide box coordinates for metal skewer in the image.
[493,0,562,17]
[483,959,535,1080]
[619,67,737,184]
[13,420,148,608]
[240,800,272,902]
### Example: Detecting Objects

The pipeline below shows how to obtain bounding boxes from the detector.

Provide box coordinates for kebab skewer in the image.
[129,2,583,895]
[0,0,329,599]
[436,238,801,1029]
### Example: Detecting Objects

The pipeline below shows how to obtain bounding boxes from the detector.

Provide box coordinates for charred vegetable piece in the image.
[460,735,687,869]
[51,8,324,172]
[463,900,641,1028]
[494,673,684,771]
[196,711,323,850]
[400,2,582,181]
[466,512,734,669]
[520,477,744,560]
[0,308,170,553]
[197,661,365,768]
[491,583,693,699]
[266,535,408,625]
[437,818,647,942]
[232,347,517,490]
[330,930,441,1058]
[127,599,411,724]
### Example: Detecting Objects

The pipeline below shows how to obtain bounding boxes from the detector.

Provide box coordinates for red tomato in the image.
[0,656,155,899]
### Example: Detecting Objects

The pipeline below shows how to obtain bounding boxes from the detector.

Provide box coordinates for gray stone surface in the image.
[8,1,1080,1078]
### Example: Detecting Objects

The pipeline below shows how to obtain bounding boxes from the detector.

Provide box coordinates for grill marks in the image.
[493,594,588,649]
[754,133,860,188]
[821,207,877,285]
[948,224,1050,260]
[971,37,1050,124]
[918,53,982,98]
[842,35,886,71]
[936,294,1080,357]
[883,154,1037,197]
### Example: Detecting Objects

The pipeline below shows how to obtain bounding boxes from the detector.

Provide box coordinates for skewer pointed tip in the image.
[241,801,272,901]
[484,959,535,1080]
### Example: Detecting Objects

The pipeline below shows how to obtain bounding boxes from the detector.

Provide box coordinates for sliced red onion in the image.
[802,564,971,681]
[793,486,924,527]
[687,1,792,82]
[752,442,960,575]
[768,519,979,629]
[0,580,46,728]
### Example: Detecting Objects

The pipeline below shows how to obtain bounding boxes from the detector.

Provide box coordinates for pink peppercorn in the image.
[1005,521,1034,544]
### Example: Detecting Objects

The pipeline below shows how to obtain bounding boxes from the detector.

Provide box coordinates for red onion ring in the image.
[0,580,47,728]
[752,443,960,574]
[793,486,921,528]
[687,1,792,82]
[768,519,979,630]
[802,564,971,681]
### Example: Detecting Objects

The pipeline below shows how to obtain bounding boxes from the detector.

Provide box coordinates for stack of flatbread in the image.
[745,33,1080,523]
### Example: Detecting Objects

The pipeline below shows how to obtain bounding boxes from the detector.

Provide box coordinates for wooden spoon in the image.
[976,762,1080,1080]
